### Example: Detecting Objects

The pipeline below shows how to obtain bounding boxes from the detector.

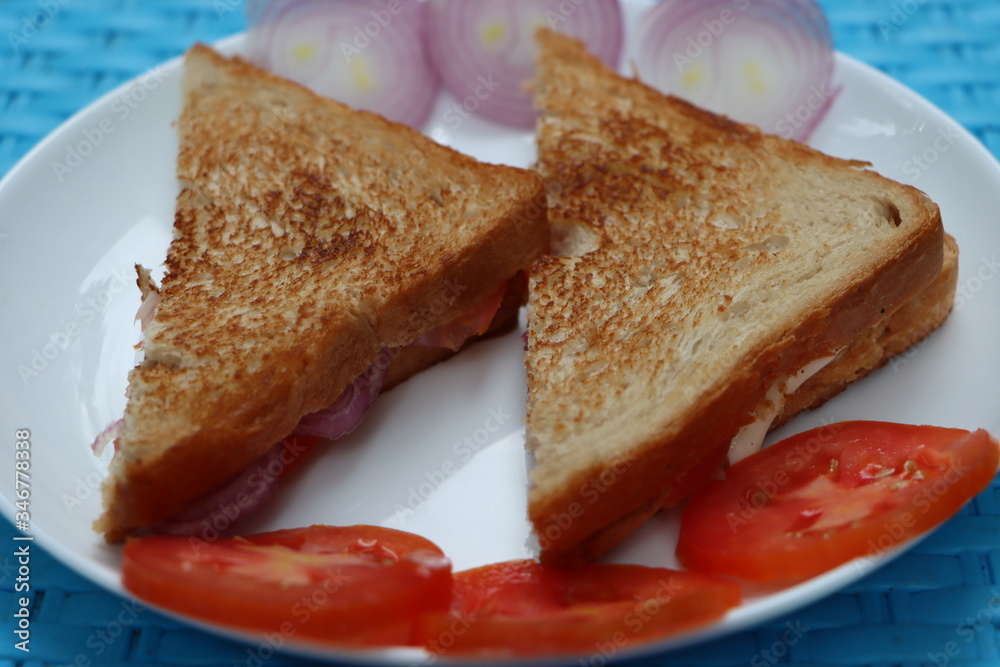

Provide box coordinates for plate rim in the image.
[1,29,999,667]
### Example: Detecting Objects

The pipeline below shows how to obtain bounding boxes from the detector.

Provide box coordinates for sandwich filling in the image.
[98,280,511,536]
[727,353,840,464]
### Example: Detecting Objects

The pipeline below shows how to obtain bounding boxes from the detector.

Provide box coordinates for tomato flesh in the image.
[123,525,451,646]
[415,280,507,350]
[677,421,999,583]
[416,559,740,657]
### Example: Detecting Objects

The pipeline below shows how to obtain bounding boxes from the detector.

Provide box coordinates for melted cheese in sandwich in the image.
[727,354,839,464]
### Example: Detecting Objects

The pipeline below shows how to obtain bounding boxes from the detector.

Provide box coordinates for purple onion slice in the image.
[426,0,624,128]
[635,0,838,141]
[152,349,391,536]
[246,0,440,129]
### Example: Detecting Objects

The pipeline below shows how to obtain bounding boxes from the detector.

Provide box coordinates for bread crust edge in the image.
[532,205,946,563]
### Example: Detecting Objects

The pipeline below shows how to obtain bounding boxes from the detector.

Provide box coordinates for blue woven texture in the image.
[1,1,999,665]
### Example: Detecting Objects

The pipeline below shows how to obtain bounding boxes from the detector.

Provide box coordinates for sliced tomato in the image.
[123,525,451,646]
[413,280,507,351]
[415,559,740,657]
[677,421,999,583]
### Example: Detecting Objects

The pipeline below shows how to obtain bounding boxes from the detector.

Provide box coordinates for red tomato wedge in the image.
[123,525,451,647]
[416,559,740,657]
[677,421,999,583]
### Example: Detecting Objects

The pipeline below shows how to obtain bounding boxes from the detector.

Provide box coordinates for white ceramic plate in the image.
[2,3,1000,664]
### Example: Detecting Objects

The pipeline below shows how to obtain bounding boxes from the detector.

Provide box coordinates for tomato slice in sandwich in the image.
[412,280,508,351]
[677,421,999,583]
[416,559,740,657]
[123,525,451,647]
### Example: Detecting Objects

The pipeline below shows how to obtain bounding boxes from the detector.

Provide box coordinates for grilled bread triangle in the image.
[526,30,949,563]
[97,44,548,541]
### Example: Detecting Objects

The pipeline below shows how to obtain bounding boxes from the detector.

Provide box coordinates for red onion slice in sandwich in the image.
[90,419,125,456]
[152,349,391,536]
[151,438,292,536]
[293,347,391,439]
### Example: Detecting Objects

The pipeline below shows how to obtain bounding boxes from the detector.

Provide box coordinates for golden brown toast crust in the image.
[527,30,947,563]
[543,235,959,563]
[97,45,548,541]
[775,233,959,425]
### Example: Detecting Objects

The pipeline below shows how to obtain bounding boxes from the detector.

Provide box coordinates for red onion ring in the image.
[426,0,624,128]
[151,349,390,535]
[91,419,125,456]
[245,0,440,129]
[150,437,295,536]
[635,0,838,142]
[293,347,391,439]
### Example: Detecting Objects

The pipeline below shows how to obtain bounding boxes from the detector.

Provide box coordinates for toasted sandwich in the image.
[96,44,548,542]
[525,30,956,563]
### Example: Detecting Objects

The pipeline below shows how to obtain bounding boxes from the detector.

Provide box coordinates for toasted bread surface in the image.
[526,31,946,562]
[546,235,958,563]
[97,44,547,541]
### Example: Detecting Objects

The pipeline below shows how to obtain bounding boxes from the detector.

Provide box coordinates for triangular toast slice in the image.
[526,30,948,563]
[564,236,959,561]
[97,44,548,541]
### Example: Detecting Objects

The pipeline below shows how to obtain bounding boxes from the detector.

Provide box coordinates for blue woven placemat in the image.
[2,1,999,665]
